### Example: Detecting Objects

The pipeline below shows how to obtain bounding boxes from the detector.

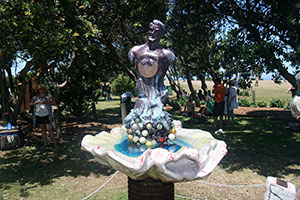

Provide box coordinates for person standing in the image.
[227,80,238,124]
[223,80,230,124]
[182,89,187,98]
[30,84,57,149]
[212,78,226,133]
[197,89,205,101]
[234,77,240,95]
[107,83,112,100]
[102,83,108,100]
[184,95,195,117]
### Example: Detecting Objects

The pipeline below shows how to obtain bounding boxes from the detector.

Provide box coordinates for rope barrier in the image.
[176,176,300,200]
[195,176,300,189]
[175,194,201,200]
[196,180,265,188]
[81,171,119,200]
[287,176,300,181]
[80,171,300,200]
[197,176,300,191]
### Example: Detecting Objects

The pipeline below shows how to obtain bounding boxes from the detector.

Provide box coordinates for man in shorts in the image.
[212,78,226,133]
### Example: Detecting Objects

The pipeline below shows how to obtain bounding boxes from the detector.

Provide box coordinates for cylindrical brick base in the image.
[128,177,174,200]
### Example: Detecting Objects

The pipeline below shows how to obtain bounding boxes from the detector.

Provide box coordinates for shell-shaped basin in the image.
[81,120,227,183]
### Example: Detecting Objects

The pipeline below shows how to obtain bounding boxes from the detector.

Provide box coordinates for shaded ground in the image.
[1,103,299,199]
[166,105,295,122]
[235,106,295,122]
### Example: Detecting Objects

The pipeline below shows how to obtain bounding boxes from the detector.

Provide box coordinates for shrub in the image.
[111,74,135,96]
[239,90,244,96]
[257,101,268,107]
[269,98,285,108]
[176,98,185,106]
[58,75,101,118]
[239,98,251,107]
[286,102,291,110]
[251,102,257,108]
[244,90,250,96]
[200,100,206,105]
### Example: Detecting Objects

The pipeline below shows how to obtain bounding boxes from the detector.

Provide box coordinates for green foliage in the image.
[250,102,257,108]
[244,90,250,97]
[41,60,102,118]
[200,100,206,105]
[269,98,285,108]
[239,98,251,107]
[60,77,101,118]
[239,90,250,96]
[176,98,185,106]
[286,102,291,110]
[1,0,299,121]
[111,74,135,96]
[257,101,268,107]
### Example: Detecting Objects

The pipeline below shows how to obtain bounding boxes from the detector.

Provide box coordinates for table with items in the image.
[0,125,20,149]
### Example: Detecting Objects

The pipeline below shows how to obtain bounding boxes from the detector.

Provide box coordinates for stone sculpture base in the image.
[128,177,174,200]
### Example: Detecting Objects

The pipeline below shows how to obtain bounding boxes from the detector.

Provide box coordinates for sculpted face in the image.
[148,22,162,42]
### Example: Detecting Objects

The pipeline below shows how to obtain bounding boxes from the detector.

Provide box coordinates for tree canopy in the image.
[0,0,299,121]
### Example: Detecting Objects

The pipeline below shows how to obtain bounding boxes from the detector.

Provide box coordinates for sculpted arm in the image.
[128,45,143,65]
[128,48,136,65]
[164,49,175,67]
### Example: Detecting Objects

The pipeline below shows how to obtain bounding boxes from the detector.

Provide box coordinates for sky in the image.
[13,57,295,81]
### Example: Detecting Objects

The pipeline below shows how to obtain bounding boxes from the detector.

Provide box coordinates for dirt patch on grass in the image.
[235,107,295,122]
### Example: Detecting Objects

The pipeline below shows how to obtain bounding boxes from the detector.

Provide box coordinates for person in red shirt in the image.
[212,78,226,133]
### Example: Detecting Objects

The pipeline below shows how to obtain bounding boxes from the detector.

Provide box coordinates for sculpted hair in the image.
[152,19,165,35]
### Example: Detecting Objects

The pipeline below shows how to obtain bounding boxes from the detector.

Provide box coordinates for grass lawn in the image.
[167,80,292,105]
[1,91,300,199]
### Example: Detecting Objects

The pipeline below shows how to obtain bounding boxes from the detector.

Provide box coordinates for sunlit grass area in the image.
[166,80,292,105]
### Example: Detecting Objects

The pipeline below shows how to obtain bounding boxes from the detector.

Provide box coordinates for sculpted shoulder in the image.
[128,44,146,64]
[129,44,145,54]
[162,48,175,65]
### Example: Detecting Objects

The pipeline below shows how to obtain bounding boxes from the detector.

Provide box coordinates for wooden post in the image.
[53,108,62,138]
[252,90,256,103]
[91,102,97,120]
[121,103,126,124]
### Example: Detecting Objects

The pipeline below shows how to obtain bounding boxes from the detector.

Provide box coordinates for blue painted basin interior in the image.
[114,136,193,157]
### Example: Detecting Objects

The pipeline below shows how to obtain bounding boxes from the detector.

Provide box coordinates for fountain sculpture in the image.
[82,20,227,199]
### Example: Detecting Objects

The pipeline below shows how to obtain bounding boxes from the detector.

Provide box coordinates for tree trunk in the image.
[277,64,296,88]
[54,108,62,138]
[168,65,183,99]
[166,73,182,99]
[91,102,97,120]
[6,67,15,100]
[184,64,200,107]
[199,73,207,92]
[12,81,27,124]
[124,66,137,83]
[0,68,9,113]
[12,56,39,124]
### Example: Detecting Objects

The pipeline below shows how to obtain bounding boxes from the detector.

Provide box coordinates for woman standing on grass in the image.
[227,80,238,124]
[30,84,58,149]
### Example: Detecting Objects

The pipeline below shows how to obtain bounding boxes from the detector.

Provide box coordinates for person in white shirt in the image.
[30,84,57,149]
[227,80,239,124]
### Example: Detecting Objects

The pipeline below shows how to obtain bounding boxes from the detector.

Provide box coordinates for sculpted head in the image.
[148,19,165,42]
